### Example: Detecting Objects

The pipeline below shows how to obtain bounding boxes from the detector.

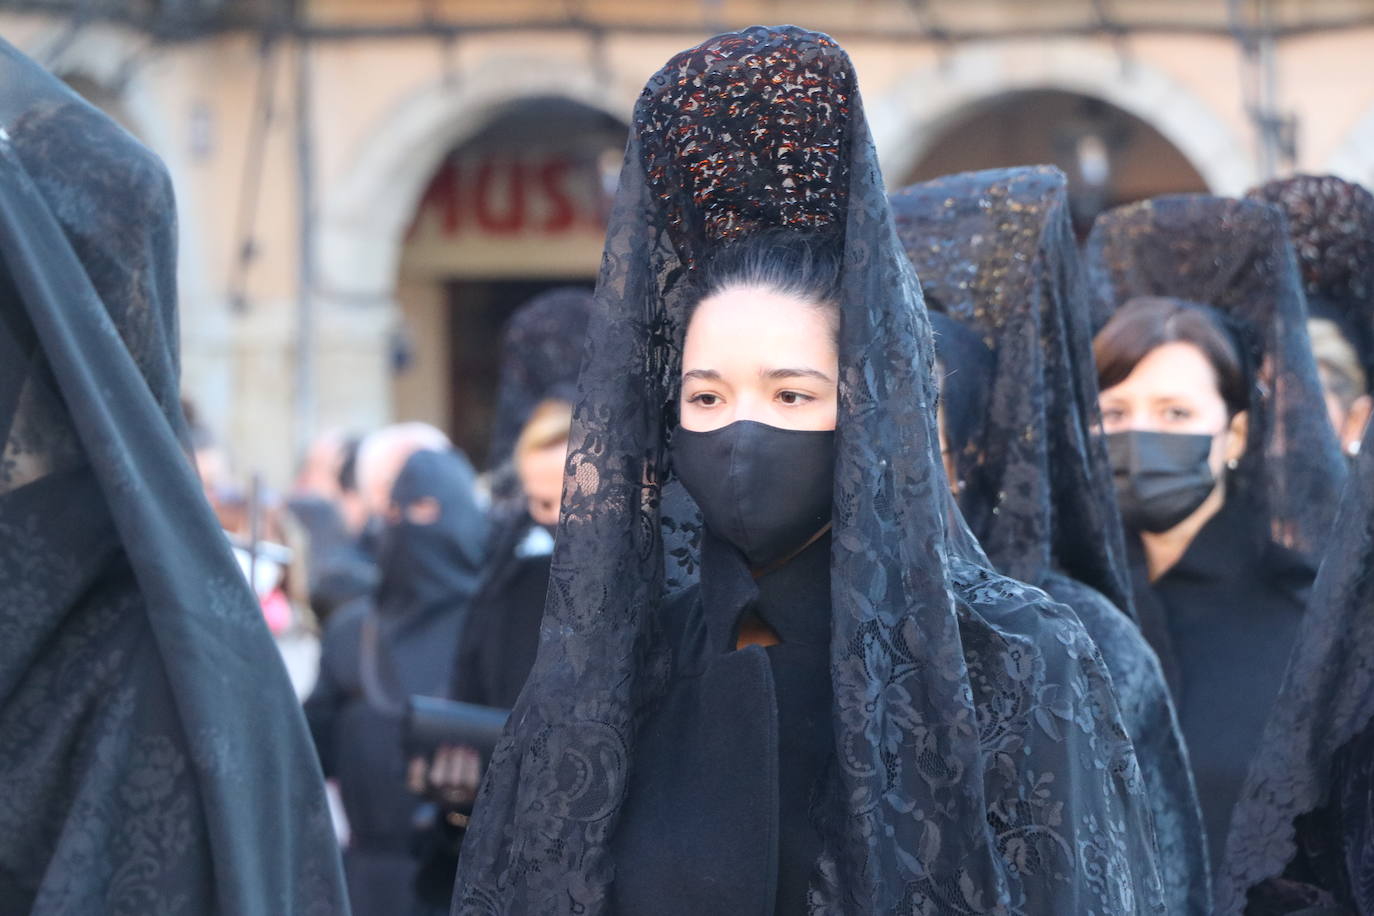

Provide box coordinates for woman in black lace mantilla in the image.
[451,26,1166,915]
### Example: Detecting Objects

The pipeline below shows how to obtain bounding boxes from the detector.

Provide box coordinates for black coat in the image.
[610,532,833,915]
[304,450,486,916]
[452,524,553,709]
[1130,495,1315,873]
[305,598,424,914]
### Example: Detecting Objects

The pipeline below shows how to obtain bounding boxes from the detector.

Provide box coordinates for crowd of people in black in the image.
[5,22,1374,916]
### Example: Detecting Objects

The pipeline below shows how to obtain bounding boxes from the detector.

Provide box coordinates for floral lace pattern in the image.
[1218,422,1374,912]
[0,40,346,914]
[453,26,1165,915]
[891,167,1210,914]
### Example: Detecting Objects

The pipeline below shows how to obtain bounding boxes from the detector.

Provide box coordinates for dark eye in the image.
[1163,406,1193,422]
[688,393,720,407]
[777,390,813,406]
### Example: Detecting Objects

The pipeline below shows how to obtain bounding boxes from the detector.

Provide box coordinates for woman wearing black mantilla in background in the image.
[451,26,1165,915]
[891,165,1210,915]
[1086,195,1346,888]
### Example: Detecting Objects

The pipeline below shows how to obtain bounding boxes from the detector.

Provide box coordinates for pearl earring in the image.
[1226,458,1239,471]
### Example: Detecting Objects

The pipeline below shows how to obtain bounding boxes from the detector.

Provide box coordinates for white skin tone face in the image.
[518,441,568,527]
[1098,341,1248,578]
[679,284,839,433]
[295,433,344,499]
[679,283,839,648]
[1316,365,1374,455]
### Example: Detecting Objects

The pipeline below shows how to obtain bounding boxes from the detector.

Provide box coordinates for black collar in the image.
[1142,494,1314,586]
[699,529,833,653]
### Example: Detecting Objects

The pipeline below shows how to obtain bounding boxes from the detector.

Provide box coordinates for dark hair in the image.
[688,230,843,341]
[1094,296,1249,416]
[337,436,362,494]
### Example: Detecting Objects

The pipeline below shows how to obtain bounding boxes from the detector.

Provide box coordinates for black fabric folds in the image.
[451,518,553,710]
[0,40,346,913]
[891,165,1133,615]
[369,448,488,703]
[452,28,1163,915]
[1219,417,1374,913]
[1085,193,1346,557]
[894,166,1209,915]
[306,447,486,915]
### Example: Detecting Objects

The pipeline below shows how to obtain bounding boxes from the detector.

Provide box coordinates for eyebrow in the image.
[681,366,836,384]
[762,366,834,383]
[682,368,722,383]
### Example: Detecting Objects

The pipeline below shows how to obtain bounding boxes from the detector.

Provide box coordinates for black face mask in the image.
[671,420,835,569]
[1106,430,1218,534]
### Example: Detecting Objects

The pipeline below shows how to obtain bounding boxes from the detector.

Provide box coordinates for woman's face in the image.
[518,441,567,528]
[1098,341,1246,477]
[679,284,839,432]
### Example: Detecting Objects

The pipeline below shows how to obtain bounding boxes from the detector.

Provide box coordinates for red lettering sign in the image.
[408,153,603,240]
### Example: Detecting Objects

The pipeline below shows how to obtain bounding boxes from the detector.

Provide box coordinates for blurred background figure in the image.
[294,428,349,500]
[288,430,379,632]
[455,400,569,710]
[481,287,592,508]
[305,424,487,916]
[1248,174,1374,457]
[1308,317,1372,455]
[410,398,573,911]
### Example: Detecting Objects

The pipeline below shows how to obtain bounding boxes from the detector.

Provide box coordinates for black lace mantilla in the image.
[453,26,1165,915]
[892,166,1211,915]
[1086,193,1345,558]
[1218,416,1374,913]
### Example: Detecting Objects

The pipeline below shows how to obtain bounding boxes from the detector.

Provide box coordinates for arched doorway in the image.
[392,96,627,464]
[900,90,1209,235]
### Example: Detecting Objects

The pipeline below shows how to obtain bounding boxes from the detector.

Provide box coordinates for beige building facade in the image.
[5,0,1374,483]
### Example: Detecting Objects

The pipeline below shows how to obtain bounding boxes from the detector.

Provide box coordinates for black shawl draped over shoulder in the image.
[0,40,346,914]
[892,166,1210,915]
[452,27,1164,915]
[1220,416,1374,913]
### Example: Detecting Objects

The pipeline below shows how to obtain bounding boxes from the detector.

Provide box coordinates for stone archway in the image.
[869,41,1255,196]
[312,53,638,436]
[317,57,638,304]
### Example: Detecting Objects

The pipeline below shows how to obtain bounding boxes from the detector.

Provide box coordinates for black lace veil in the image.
[891,166,1133,616]
[487,287,593,467]
[0,40,345,912]
[453,27,1163,915]
[1085,194,1345,556]
[1218,416,1374,912]
[1247,174,1374,383]
[893,167,1211,914]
